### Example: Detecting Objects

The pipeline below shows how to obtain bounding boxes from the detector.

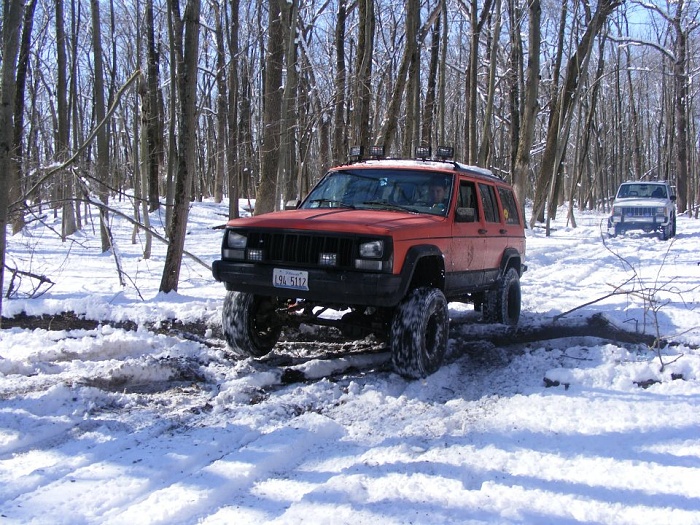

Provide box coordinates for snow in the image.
[2,199,700,524]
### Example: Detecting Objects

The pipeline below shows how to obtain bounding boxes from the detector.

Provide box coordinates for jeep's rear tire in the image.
[483,267,521,326]
[222,291,282,357]
[390,287,449,379]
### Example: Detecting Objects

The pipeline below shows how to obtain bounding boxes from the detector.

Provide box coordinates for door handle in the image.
[478,229,487,235]
[500,229,508,234]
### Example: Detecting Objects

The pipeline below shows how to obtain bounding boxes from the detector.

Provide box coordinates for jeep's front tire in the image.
[390,287,449,379]
[483,267,521,326]
[222,291,282,357]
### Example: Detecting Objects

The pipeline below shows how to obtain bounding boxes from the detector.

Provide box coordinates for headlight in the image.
[223,230,247,260]
[655,207,666,215]
[227,231,247,249]
[359,240,384,258]
[612,206,621,215]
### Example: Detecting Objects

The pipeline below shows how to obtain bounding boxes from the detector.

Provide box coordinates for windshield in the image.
[300,169,454,216]
[617,183,667,199]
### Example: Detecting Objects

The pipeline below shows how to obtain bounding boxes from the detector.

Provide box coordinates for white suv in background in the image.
[608,181,676,240]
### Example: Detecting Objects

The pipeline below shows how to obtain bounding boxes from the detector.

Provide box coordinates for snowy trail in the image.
[2,204,700,523]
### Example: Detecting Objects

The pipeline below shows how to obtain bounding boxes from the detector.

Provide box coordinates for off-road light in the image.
[368,145,385,158]
[349,145,363,160]
[247,248,264,261]
[319,252,337,266]
[415,146,431,159]
[436,146,454,160]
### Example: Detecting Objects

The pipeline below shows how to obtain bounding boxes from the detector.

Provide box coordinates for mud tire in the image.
[222,291,282,357]
[390,287,449,379]
[483,267,521,326]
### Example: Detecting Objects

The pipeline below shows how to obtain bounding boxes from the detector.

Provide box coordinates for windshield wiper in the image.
[361,200,414,212]
[307,199,355,209]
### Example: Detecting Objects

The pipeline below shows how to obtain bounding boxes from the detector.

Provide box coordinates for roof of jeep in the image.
[332,159,501,182]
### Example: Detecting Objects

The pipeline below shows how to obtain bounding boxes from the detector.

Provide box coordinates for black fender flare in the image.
[396,244,446,296]
[499,248,524,277]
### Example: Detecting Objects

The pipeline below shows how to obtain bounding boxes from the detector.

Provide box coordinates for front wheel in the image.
[391,287,449,379]
[483,267,521,326]
[222,291,283,357]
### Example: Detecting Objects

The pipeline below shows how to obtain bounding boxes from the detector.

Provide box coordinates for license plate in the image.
[273,268,309,291]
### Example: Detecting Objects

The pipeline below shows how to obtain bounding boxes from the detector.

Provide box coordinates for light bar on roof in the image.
[436,146,454,160]
[415,146,431,159]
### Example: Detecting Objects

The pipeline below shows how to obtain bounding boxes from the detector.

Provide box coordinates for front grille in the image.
[247,231,356,269]
[621,206,656,217]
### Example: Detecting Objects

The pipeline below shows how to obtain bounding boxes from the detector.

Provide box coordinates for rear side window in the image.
[498,187,521,225]
[479,183,500,223]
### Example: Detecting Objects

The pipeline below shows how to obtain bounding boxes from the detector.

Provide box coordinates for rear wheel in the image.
[222,291,283,357]
[391,287,449,379]
[483,267,521,326]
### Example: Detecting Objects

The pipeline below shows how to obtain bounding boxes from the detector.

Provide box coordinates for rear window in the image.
[498,187,521,225]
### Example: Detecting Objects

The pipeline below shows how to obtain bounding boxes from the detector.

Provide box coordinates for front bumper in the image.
[609,215,670,232]
[212,260,406,308]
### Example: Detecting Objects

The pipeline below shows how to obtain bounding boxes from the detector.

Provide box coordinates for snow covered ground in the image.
[1,199,700,524]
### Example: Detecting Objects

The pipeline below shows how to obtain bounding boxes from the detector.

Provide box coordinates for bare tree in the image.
[160,0,201,292]
[226,0,240,219]
[351,0,375,150]
[145,0,162,212]
[332,0,348,164]
[512,0,541,218]
[255,0,285,215]
[530,0,622,230]
[0,0,26,321]
[9,0,37,236]
[90,0,112,252]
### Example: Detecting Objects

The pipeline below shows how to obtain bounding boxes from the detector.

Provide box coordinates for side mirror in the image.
[456,207,476,223]
[285,199,301,210]
[670,195,677,202]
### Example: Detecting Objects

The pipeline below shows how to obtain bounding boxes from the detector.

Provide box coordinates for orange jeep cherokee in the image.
[212,146,526,378]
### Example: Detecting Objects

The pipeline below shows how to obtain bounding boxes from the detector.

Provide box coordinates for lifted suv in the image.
[608,181,677,240]
[212,147,526,378]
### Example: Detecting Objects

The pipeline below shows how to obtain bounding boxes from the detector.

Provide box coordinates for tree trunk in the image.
[9,0,36,236]
[0,0,26,321]
[421,14,441,149]
[226,0,240,219]
[478,0,502,167]
[145,0,162,212]
[512,0,540,221]
[277,0,299,206]
[332,0,347,164]
[255,0,285,215]
[91,0,111,253]
[213,0,226,204]
[352,0,375,149]
[672,0,689,213]
[529,0,621,229]
[160,0,201,293]
[56,0,77,240]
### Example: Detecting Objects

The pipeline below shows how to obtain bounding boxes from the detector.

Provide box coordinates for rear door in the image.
[447,178,484,294]
[478,182,508,286]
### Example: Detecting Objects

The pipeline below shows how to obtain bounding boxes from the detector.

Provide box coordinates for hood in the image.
[225,208,446,239]
[613,197,670,207]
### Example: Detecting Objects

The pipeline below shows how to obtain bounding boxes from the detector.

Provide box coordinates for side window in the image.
[456,180,478,222]
[498,187,521,225]
[478,183,500,223]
